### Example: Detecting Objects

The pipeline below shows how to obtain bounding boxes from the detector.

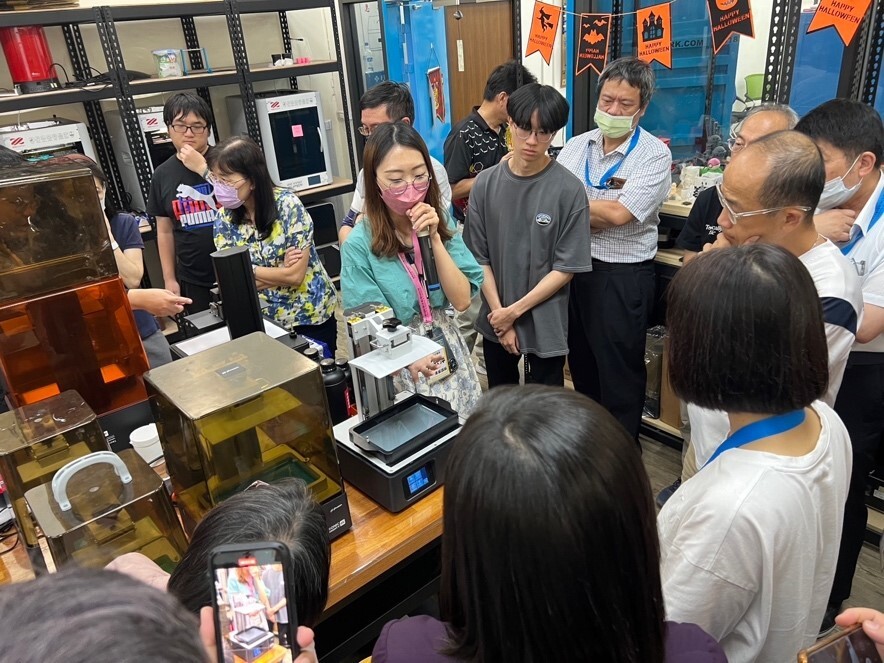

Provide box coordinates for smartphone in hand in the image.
[798,623,882,663]
[209,542,298,663]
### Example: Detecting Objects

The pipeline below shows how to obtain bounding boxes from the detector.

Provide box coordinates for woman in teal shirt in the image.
[341,122,483,415]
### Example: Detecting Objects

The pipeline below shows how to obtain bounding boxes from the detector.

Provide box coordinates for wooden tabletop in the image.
[326,484,443,609]
[0,482,444,610]
[660,198,694,218]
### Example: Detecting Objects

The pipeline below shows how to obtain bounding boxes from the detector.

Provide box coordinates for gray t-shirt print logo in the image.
[535,213,552,226]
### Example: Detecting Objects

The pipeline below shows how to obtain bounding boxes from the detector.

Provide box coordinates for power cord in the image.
[51,61,113,94]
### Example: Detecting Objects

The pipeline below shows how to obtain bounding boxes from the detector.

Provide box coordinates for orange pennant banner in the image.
[807,0,872,47]
[636,3,672,69]
[575,13,611,76]
[525,1,562,65]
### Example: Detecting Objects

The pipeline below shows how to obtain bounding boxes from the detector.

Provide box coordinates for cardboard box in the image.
[659,339,681,430]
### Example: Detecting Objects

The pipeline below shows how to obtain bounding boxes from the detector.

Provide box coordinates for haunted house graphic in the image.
[642,11,664,41]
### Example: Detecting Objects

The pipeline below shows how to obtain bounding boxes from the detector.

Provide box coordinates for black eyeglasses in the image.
[169,123,209,135]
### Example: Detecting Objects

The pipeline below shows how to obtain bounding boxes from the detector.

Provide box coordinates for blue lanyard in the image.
[704,409,806,468]
[584,127,641,190]
[840,188,884,255]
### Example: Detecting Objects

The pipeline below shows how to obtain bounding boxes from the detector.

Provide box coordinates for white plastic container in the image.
[129,423,163,465]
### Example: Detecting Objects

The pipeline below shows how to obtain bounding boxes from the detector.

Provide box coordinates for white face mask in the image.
[817,154,863,211]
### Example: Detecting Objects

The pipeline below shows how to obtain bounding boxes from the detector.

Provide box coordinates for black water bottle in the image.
[335,358,355,416]
[320,358,349,425]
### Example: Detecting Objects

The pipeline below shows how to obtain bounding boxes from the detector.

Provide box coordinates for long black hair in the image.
[440,386,666,663]
[208,135,278,240]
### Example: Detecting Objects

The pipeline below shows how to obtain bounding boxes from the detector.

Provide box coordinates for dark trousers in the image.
[292,315,338,358]
[483,336,566,388]
[830,359,884,605]
[568,260,655,440]
[180,280,213,314]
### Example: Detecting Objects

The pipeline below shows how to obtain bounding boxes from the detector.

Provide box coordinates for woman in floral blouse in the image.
[207,136,338,354]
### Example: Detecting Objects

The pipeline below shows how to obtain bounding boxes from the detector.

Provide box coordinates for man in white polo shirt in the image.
[557,57,671,441]
[796,99,884,635]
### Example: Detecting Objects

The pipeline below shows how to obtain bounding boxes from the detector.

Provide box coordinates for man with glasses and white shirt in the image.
[556,57,671,441]
[147,92,219,313]
[796,99,884,636]
[464,83,591,387]
[656,104,801,506]
[339,81,451,243]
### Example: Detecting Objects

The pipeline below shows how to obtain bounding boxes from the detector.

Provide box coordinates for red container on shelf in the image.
[0,26,59,94]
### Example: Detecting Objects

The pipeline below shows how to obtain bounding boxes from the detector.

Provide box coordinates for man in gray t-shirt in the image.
[262,565,290,647]
[464,84,591,387]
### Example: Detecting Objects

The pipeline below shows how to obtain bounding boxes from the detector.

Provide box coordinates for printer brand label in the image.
[261,94,318,112]
[216,363,246,379]
[3,125,87,151]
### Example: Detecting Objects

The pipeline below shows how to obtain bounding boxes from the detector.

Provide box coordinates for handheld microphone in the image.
[416,227,440,290]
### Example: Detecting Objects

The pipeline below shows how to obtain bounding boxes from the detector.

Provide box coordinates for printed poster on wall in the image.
[428,67,446,124]
[636,3,672,68]
[807,0,872,47]
[526,1,562,65]
[705,0,754,54]
[575,13,611,76]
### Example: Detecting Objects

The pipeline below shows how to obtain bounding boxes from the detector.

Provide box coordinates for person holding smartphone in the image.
[190,136,339,354]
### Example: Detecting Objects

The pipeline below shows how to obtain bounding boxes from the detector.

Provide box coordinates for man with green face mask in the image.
[557,56,672,441]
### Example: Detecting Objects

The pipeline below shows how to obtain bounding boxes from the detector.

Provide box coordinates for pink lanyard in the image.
[398,230,433,325]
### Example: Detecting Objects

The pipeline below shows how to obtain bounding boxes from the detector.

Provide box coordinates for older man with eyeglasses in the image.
[557,57,672,443]
[683,130,862,492]
[146,92,219,313]
[676,104,799,263]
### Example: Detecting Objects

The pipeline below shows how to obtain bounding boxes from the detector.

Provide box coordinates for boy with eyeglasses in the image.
[463,84,591,387]
[146,92,219,312]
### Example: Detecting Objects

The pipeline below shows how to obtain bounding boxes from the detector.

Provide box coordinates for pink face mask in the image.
[214,181,245,210]
[379,185,427,216]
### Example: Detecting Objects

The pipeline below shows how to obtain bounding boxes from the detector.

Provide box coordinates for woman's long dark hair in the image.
[440,386,666,663]
[208,135,278,240]
[362,122,452,258]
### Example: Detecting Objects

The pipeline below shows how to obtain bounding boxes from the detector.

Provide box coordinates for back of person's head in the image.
[440,385,665,663]
[0,568,206,662]
[0,144,25,167]
[362,121,452,257]
[743,102,799,129]
[667,244,828,414]
[740,130,825,218]
[598,56,655,108]
[359,81,415,123]
[482,59,537,101]
[163,91,214,127]
[506,83,570,133]
[207,135,276,239]
[795,98,884,168]
[167,478,330,626]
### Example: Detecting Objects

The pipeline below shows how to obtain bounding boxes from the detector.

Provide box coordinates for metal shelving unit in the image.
[0,0,356,211]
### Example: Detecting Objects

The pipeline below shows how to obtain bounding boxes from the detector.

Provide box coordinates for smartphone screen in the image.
[800,623,882,663]
[209,542,298,663]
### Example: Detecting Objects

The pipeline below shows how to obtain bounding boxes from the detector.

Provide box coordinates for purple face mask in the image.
[214,181,245,209]
[379,185,427,216]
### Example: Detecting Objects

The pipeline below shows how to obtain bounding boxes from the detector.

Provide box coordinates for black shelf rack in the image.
[0,0,356,211]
